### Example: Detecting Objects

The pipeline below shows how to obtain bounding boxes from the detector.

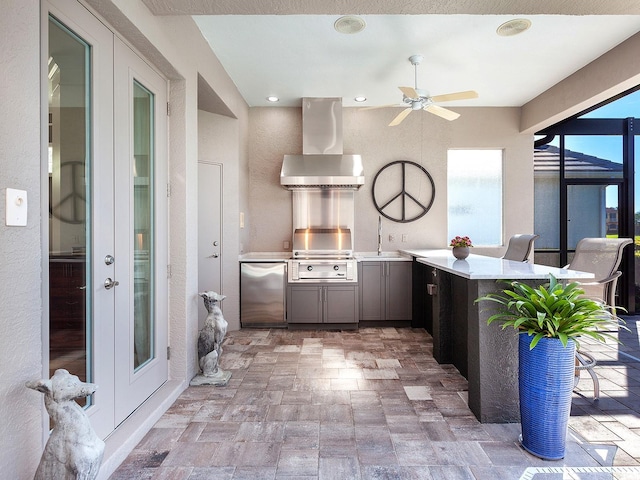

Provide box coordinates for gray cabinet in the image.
[359,261,412,321]
[287,284,359,324]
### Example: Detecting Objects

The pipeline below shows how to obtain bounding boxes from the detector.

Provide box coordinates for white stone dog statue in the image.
[190,290,231,386]
[26,369,104,480]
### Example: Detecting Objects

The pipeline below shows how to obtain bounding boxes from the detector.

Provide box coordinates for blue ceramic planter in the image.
[518,334,575,460]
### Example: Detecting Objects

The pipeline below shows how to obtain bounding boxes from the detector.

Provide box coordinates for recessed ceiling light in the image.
[354,96,367,103]
[496,18,532,37]
[334,15,366,35]
[266,96,279,102]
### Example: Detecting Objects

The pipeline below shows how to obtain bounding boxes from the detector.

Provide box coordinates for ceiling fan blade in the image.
[399,86,419,99]
[430,90,479,103]
[360,104,404,110]
[425,104,460,121]
[389,108,412,127]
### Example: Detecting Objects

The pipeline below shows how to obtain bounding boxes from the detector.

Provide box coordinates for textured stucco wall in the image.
[0,1,47,477]
[247,105,533,256]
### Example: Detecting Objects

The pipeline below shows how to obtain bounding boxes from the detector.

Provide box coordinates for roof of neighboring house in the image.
[534,145,623,174]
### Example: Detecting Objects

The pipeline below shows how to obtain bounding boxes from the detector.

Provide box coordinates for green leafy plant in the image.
[475,274,624,350]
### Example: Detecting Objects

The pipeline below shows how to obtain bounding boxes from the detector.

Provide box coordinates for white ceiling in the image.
[143,1,640,109]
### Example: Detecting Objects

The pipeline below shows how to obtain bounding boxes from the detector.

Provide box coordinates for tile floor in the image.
[111,318,640,479]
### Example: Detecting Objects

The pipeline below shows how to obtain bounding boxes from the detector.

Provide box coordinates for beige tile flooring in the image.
[111,320,640,479]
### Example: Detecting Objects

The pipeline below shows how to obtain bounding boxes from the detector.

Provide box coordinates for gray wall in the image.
[0,1,47,477]
[247,106,533,257]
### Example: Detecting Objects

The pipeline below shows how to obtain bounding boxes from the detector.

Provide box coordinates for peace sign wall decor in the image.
[372,160,435,223]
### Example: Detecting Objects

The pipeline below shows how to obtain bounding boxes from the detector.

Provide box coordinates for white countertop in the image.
[239,252,291,262]
[240,251,412,262]
[401,248,594,280]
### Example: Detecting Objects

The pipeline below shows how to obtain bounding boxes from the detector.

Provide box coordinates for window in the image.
[447,149,503,246]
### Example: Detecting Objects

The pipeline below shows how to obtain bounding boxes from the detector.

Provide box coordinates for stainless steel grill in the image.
[287,258,357,283]
[288,227,357,283]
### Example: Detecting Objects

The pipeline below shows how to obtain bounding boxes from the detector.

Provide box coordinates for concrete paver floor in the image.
[111,318,640,479]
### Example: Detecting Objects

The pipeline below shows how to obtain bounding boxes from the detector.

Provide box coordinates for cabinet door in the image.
[287,285,322,323]
[325,285,359,323]
[386,262,412,321]
[359,262,385,321]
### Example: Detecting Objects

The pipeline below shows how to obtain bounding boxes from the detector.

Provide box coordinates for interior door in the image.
[114,37,168,424]
[197,162,222,324]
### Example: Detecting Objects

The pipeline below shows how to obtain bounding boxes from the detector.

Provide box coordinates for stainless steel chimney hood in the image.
[280,98,364,189]
[280,154,364,188]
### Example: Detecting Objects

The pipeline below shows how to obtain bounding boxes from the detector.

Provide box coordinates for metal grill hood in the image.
[280,98,364,189]
[280,154,364,188]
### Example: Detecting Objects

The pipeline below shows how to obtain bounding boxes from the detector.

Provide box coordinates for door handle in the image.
[208,253,220,258]
[104,278,120,290]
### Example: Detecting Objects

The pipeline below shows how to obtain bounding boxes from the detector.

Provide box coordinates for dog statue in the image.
[26,369,104,480]
[191,291,231,386]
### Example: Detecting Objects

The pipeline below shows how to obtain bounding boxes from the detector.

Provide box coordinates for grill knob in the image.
[307,265,313,271]
[333,265,339,271]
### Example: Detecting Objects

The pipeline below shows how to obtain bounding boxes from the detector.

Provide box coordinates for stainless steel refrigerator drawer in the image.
[240,262,287,327]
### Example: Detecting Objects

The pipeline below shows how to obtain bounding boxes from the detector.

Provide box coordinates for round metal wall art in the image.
[372,160,435,223]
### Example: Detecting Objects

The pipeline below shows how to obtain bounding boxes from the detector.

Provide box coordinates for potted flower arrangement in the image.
[450,235,472,259]
[475,274,622,460]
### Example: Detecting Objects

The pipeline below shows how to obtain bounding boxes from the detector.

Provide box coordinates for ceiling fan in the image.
[365,54,478,126]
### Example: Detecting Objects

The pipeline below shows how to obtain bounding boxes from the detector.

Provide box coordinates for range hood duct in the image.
[280,98,364,189]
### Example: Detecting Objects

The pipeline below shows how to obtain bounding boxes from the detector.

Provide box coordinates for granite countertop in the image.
[404,248,594,281]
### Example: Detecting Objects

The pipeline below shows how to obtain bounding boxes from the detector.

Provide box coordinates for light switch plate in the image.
[6,188,27,226]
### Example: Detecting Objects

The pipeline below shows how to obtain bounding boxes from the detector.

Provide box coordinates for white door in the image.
[198,162,223,324]
[113,38,168,424]
[45,0,168,436]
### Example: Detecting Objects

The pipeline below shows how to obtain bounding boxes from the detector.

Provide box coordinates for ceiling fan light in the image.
[334,15,366,34]
[496,18,532,37]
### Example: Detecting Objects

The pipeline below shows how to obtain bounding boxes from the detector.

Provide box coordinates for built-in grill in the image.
[282,98,361,284]
[287,228,358,283]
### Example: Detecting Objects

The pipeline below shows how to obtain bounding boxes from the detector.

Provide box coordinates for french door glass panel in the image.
[133,81,155,370]
[48,16,91,399]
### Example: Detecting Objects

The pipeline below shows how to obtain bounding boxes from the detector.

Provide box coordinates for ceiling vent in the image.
[496,18,532,37]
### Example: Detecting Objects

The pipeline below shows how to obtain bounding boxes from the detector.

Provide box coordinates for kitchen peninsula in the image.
[401,249,594,423]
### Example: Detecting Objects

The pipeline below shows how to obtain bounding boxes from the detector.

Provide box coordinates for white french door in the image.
[45,0,168,437]
[113,37,168,424]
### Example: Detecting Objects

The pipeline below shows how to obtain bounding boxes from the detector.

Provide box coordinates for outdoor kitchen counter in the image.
[401,248,594,280]
[239,252,291,262]
[400,248,594,423]
[239,252,413,262]
[355,251,412,261]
